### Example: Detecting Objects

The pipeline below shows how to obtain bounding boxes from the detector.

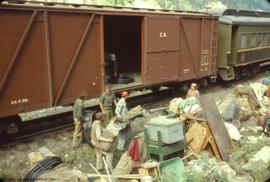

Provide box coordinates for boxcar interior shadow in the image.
[103,15,142,90]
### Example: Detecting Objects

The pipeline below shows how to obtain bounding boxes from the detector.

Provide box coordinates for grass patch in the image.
[0,169,22,182]
[58,144,96,174]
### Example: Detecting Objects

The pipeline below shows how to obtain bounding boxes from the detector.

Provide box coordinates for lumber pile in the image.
[122,105,147,122]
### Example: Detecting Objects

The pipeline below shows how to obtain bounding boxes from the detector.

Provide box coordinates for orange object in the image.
[267,83,270,97]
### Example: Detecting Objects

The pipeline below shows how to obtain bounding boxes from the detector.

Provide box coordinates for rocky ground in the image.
[185,125,270,181]
[1,73,270,181]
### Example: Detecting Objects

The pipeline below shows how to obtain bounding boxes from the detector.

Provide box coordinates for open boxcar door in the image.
[143,16,180,85]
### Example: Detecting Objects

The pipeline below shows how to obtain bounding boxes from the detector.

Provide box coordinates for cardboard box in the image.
[28,151,44,168]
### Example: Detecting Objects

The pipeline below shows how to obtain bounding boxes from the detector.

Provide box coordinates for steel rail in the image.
[0,88,174,147]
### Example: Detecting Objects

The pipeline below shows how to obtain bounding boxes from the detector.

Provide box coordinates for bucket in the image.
[158,157,186,182]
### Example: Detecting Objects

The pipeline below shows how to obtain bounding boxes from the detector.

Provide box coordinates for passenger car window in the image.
[256,33,262,47]
[250,34,256,48]
[240,34,247,49]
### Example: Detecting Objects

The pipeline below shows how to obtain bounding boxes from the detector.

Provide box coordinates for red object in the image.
[128,138,140,162]
[121,91,129,97]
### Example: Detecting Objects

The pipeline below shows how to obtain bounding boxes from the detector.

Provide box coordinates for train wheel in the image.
[240,66,252,78]
[0,124,6,135]
[150,86,160,93]
[251,64,260,75]
[6,122,20,135]
[176,82,189,92]
[200,78,208,88]
[0,115,21,136]
[246,67,252,78]
[235,70,241,80]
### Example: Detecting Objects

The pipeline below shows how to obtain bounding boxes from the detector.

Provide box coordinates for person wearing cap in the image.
[115,91,129,150]
[186,83,200,104]
[99,85,117,123]
[91,112,114,171]
[73,92,87,148]
[115,91,129,118]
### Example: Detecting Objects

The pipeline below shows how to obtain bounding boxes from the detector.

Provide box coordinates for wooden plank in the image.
[208,137,222,161]
[138,168,149,177]
[204,123,222,160]
[87,174,141,179]
[199,95,233,161]
[248,88,261,112]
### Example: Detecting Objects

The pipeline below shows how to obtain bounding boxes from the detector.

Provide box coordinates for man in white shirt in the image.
[115,91,129,150]
[91,112,114,171]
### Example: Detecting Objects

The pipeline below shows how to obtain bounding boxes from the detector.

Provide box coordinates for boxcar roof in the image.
[0,0,215,18]
[220,15,270,26]
[223,9,270,18]
[220,9,270,26]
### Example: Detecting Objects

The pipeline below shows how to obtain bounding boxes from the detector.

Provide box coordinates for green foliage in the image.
[246,159,270,181]
[89,0,133,6]
[186,171,204,182]
[167,0,270,11]
[39,0,270,11]
[0,170,21,182]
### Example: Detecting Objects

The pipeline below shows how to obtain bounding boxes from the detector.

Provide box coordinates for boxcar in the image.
[0,1,218,122]
[217,9,270,81]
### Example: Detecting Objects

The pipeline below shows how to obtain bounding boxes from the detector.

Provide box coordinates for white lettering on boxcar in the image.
[159,32,167,38]
[10,98,29,105]
[183,69,190,73]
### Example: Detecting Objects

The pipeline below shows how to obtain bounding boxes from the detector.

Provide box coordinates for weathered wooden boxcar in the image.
[217,9,270,81]
[0,1,218,121]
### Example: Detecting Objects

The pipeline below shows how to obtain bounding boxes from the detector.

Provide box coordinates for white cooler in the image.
[145,116,184,144]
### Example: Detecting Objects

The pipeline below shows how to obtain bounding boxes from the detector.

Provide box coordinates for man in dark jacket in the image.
[73,92,87,148]
[99,85,117,123]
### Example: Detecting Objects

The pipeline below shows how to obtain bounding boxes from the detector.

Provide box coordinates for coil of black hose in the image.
[23,156,63,182]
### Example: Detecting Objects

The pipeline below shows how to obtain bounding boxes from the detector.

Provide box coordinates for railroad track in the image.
[0,88,175,147]
[1,69,267,147]
[4,123,74,148]
[16,123,73,141]
[0,113,74,147]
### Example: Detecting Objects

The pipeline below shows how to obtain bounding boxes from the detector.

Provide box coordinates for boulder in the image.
[243,146,270,181]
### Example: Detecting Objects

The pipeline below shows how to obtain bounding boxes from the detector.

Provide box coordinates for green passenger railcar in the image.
[217,9,270,81]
